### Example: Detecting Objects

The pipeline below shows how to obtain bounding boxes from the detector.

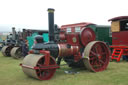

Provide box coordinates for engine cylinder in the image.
[58,44,79,57]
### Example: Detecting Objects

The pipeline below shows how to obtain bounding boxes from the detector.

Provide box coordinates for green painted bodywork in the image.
[27,32,49,50]
[0,38,2,42]
[87,24,112,45]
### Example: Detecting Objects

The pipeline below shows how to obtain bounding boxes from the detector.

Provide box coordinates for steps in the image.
[111,49,123,62]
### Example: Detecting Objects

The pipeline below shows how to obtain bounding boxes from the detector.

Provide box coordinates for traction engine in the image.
[20,8,110,80]
[1,27,17,57]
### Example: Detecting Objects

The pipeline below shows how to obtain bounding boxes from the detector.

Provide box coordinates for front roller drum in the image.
[21,54,58,80]
[10,47,23,59]
[1,46,13,57]
[83,41,110,72]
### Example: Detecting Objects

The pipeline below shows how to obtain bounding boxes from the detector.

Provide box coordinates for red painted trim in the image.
[29,50,34,54]
[40,50,50,66]
[108,16,128,21]
[110,45,128,49]
[61,22,93,29]
[21,64,59,70]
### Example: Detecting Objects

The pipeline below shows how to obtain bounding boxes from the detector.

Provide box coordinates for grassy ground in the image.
[0,52,128,85]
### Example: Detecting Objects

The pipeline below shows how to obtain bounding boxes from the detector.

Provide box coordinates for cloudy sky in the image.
[0,0,127,32]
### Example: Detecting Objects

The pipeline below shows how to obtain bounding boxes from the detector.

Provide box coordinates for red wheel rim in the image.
[90,42,109,72]
[36,57,56,80]
[83,41,110,72]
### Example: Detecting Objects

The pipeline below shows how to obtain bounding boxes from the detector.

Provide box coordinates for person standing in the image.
[22,40,29,57]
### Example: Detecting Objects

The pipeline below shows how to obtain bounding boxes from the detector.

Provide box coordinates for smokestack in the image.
[12,27,16,40]
[47,8,55,42]
[22,29,26,40]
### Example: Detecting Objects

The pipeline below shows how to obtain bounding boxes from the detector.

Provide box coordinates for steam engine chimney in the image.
[48,8,55,42]
[22,29,26,40]
[12,27,16,40]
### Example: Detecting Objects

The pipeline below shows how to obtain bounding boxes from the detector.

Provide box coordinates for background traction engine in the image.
[10,29,24,59]
[1,27,16,57]
[20,8,110,80]
[11,29,48,59]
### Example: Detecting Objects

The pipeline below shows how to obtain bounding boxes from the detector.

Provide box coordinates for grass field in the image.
[0,52,128,85]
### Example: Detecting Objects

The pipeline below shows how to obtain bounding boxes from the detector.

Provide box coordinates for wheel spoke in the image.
[101,52,106,56]
[90,51,97,57]
[43,71,47,77]
[37,63,44,67]
[95,46,99,54]
[99,59,105,65]
[90,56,97,60]
[93,60,100,68]
[95,44,103,54]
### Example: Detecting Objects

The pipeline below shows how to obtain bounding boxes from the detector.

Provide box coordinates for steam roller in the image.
[10,47,23,59]
[1,27,16,57]
[1,46,13,56]
[20,8,110,80]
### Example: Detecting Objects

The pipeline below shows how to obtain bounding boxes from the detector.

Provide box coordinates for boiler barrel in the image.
[32,43,79,58]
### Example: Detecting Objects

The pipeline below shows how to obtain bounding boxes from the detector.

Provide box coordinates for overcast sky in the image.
[0,0,127,32]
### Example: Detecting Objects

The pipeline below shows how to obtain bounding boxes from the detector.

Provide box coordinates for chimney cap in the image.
[48,8,55,13]
[12,27,15,29]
